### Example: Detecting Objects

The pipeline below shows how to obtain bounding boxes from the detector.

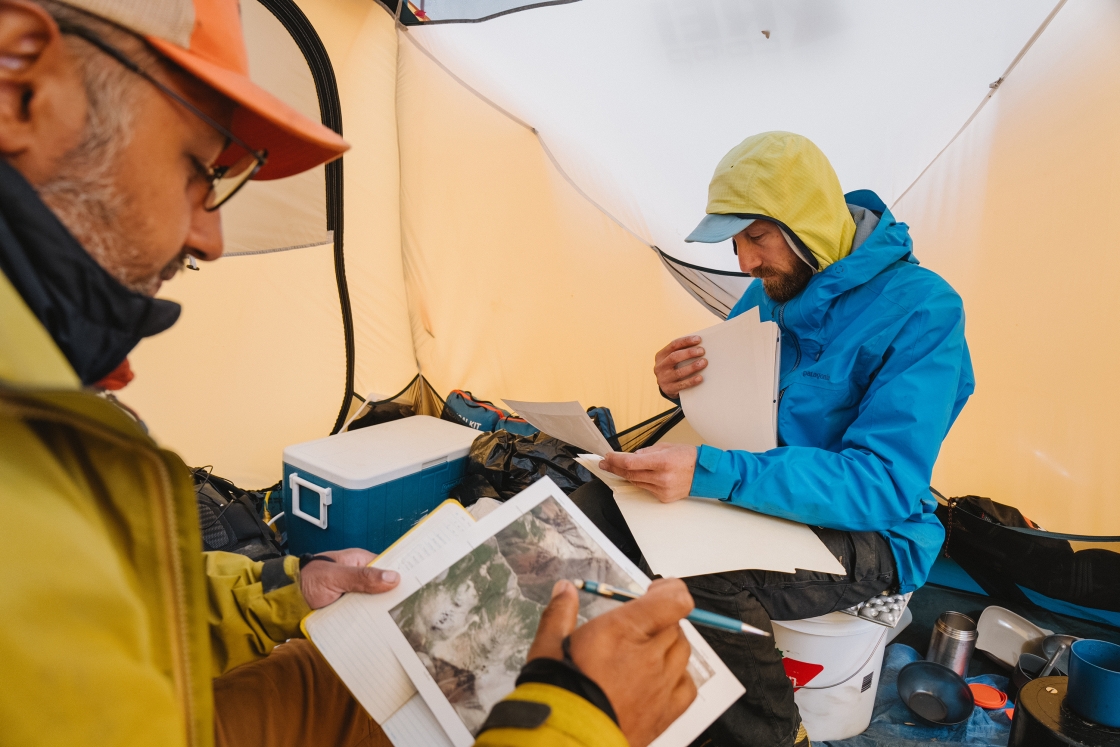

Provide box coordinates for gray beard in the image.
[36,61,181,297]
[37,154,173,297]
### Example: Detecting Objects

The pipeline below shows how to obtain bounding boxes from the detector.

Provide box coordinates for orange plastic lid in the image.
[969,683,1008,709]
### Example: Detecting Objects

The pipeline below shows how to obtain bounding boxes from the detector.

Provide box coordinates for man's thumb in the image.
[527,580,580,661]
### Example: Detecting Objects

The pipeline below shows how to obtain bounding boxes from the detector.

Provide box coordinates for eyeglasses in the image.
[58,24,268,211]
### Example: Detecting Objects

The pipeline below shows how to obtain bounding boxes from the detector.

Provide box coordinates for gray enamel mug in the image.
[926,612,978,677]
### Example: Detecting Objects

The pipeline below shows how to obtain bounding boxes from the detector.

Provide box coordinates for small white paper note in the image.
[679,308,780,452]
[576,456,844,578]
[502,399,614,456]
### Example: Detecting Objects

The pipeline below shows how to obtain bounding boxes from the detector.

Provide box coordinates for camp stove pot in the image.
[926,612,978,677]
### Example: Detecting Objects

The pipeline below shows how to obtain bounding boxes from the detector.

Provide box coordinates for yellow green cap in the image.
[688,132,856,270]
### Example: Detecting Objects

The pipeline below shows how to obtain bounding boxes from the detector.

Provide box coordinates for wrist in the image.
[658,385,681,403]
[516,657,617,725]
[298,553,336,569]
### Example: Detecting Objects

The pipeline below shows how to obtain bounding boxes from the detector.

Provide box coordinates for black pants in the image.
[570,480,897,747]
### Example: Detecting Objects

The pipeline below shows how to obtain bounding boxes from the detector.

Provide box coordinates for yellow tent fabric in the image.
[895,0,1120,534]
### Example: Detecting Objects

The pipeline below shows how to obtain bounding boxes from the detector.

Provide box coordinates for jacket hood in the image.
[772,189,918,335]
[0,159,180,387]
[705,131,857,271]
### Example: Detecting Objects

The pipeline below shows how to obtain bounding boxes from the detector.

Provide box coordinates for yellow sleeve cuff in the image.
[474,683,627,747]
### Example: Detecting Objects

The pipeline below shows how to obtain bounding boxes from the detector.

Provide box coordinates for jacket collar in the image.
[761,189,917,336]
[0,159,180,387]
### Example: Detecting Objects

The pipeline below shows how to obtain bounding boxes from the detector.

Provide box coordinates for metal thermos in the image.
[926,611,978,677]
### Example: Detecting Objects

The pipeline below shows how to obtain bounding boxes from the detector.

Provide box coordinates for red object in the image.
[782,658,825,691]
[1005,707,1015,720]
[144,0,349,180]
[94,359,135,391]
[969,683,1008,709]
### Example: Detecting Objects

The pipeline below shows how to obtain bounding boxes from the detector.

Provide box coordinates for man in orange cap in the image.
[0,2,695,746]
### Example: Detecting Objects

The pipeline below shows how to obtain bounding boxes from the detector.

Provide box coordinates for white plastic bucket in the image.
[771,612,889,741]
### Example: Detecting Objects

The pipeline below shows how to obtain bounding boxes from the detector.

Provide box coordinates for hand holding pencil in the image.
[526,578,698,747]
[574,579,770,637]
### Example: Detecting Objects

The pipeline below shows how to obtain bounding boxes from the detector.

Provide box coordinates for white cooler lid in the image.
[282,415,482,490]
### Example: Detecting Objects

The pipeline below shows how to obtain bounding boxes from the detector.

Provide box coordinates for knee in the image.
[569,477,613,515]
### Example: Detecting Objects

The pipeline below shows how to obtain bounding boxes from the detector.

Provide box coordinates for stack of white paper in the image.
[575,456,844,578]
[678,307,781,452]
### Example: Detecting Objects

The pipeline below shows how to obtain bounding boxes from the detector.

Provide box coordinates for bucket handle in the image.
[796,627,888,690]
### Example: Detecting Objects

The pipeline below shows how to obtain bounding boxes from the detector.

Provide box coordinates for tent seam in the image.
[397,30,533,129]
[399,29,659,253]
[534,136,652,248]
[223,232,334,257]
[395,26,425,378]
[892,0,1068,208]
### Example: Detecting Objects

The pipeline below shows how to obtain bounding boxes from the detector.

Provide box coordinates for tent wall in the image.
[395,30,714,430]
[406,0,1057,271]
[300,0,420,403]
[119,0,1120,540]
[895,0,1120,534]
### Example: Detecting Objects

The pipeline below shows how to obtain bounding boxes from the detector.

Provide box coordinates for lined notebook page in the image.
[382,694,454,747]
[304,503,475,724]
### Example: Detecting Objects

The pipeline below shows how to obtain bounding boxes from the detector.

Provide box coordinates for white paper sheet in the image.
[501,398,615,455]
[312,478,743,747]
[303,501,476,725]
[678,308,781,452]
[577,456,845,577]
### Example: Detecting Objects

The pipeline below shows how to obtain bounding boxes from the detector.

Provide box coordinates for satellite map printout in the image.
[389,496,662,734]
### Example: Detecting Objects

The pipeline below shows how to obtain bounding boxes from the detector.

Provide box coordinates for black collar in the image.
[0,159,180,385]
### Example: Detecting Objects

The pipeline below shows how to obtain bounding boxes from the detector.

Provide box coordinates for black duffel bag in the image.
[937,493,1120,614]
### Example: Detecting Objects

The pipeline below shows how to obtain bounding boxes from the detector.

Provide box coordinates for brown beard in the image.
[753,259,814,302]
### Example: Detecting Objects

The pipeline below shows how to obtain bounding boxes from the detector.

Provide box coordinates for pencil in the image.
[574,579,770,637]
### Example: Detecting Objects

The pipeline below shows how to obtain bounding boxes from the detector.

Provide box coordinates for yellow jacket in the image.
[0,269,624,747]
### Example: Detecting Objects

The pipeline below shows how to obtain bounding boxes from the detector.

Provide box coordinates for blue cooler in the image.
[281,415,481,555]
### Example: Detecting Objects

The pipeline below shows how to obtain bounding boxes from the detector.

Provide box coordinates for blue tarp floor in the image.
[822,644,1012,747]
[819,583,1120,746]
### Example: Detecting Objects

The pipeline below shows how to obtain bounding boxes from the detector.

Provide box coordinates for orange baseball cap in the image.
[60,0,348,180]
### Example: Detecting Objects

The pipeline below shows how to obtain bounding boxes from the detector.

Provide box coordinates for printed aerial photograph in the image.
[389,496,648,734]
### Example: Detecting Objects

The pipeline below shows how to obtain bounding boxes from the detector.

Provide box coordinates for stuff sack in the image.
[451,430,594,505]
[441,390,539,436]
[193,468,284,561]
[937,494,1120,614]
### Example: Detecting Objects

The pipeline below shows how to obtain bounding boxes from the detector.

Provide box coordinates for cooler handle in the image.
[289,473,332,530]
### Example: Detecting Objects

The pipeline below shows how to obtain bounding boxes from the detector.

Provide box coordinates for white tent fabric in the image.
[407,0,1057,271]
[123,0,1119,536]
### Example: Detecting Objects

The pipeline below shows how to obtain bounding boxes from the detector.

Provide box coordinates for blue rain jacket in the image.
[689,190,975,592]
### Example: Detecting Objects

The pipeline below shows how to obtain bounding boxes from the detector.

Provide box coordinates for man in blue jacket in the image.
[582,132,975,746]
